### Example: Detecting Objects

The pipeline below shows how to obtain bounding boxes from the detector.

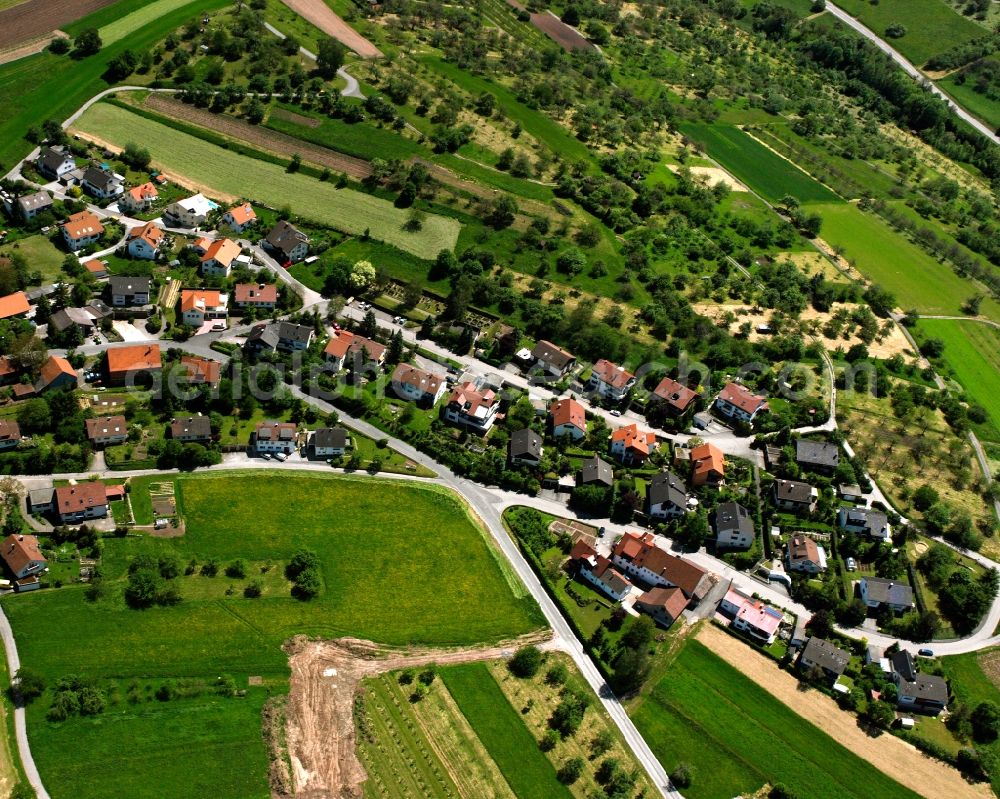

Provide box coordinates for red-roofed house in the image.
[254,420,297,454]
[35,355,77,392]
[443,380,499,434]
[84,259,109,279]
[85,415,127,446]
[118,182,158,214]
[550,397,586,441]
[391,364,446,405]
[0,292,30,321]
[61,211,104,252]
[179,290,227,327]
[588,359,635,401]
[689,442,725,487]
[573,544,634,602]
[611,532,711,604]
[180,355,221,387]
[234,283,277,310]
[609,423,657,465]
[55,482,109,523]
[715,382,768,424]
[1,534,46,580]
[0,420,20,451]
[651,377,699,417]
[106,344,161,385]
[126,221,164,260]
[0,357,15,386]
[222,202,257,232]
[635,586,688,629]
[200,238,241,278]
[324,330,386,370]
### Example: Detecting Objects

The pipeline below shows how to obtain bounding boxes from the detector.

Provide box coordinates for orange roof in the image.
[200,238,241,267]
[1,534,45,576]
[38,355,75,387]
[592,359,634,390]
[180,355,220,386]
[0,291,29,320]
[550,397,585,432]
[127,221,164,249]
[54,482,107,515]
[718,382,768,415]
[690,442,725,485]
[193,236,213,252]
[0,357,15,378]
[180,290,223,313]
[653,377,698,411]
[610,423,656,457]
[324,329,386,362]
[234,283,277,304]
[127,182,158,203]
[84,259,108,275]
[61,211,103,241]
[106,344,161,377]
[225,203,256,225]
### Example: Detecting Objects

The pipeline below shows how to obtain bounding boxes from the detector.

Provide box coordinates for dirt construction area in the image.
[0,0,114,49]
[697,624,992,799]
[279,0,382,58]
[280,631,552,798]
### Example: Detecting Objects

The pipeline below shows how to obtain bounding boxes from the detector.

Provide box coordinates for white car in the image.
[845,557,856,571]
[609,409,622,417]
[260,453,271,460]
[273,452,288,462]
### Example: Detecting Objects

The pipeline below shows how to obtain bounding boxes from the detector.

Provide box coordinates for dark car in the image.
[918,648,935,657]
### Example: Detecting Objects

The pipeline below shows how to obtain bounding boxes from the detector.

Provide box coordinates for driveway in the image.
[112,320,156,343]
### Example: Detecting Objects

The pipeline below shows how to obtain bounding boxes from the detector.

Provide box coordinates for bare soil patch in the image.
[521,7,594,51]
[270,107,321,128]
[0,29,66,65]
[282,631,552,798]
[697,624,991,799]
[0,0,114,48]
[978,650,1000,692]
[668,163,748,193]
[279,0,382,58]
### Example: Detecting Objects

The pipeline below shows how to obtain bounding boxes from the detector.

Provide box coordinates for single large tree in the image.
[316,37,346,78]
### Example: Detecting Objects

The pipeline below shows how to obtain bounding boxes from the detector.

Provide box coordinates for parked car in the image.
[845,557,856,571]
[260,453,271,460]
[609,409,622,417]
[918,648,935,657]
[273,452,288,462]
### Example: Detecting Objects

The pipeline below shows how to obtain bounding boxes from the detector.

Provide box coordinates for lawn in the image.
[917,318,1000,441]
[70,102,462,259]
[630,639,920,799]
[0,233,66,284]
[440,663,573,799]
[678,123,841,204]
[98,0,199,44]
[265,107,427,162]
[832,0,987,66]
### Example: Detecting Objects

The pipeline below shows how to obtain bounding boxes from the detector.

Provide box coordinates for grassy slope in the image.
[630,639,920,799]
[98,0,199,44]
[71,102,461,258]
[939,64,1000,132]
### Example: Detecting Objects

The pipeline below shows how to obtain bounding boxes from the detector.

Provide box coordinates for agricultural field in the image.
[939,66,1000,133]
[98,0,198,44]
[0,0,116,49]
[630,638,921,799]
[678,123,841,204]
[917,318,1000,442]
[4,472,543,798]
[70,102,461,258]
[265,107,427,163]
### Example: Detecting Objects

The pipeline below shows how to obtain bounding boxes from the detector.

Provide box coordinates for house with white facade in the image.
[126,222,164,260]
[838,507,891,541]
[81,166,123,200]
[265,220,309,263]
[588,359,635,401]
[443,380,499,434]
[391,363,446,405]
[531,340,576,378]
[179,290,228,327]
[0,534,47,581]
[714,501,755,550]
[860,576,913,614]
[36,146,75,180]
[611,532,711,604]
[163,193,216,228]
[61,211,104,251]
[254,420,297,454]
[54,482,109,524]
[311,427,350,457]
[786,535,827,573]
[199,238,241,277]
[222,202,257,232]
[109,276,152,307]
[646,471,688,521]
[17,191,53,220]
[85,415,128,446]
[609,423,657,466]
[714,382,768,424]
[550,397,586,441]
[118,182,158,214]
[773,479,818,513]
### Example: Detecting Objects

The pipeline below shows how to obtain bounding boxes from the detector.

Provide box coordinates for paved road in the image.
[824,1,1000,145]
[262,21,364,99]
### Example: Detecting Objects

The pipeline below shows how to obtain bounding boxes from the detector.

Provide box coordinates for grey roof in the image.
[246,322,280,349]
[840,507,889,535]
[531,339,574,371]
[82,165,117,191]
[170,416,211,438]
[49,307,95,332]
[891,651,948,703]
[715,501,754,536]
[509,428,542,460]
[800,636,850,676]
[109,276,152,296]
[864,577,913,607]
[648,471,686,509]
[796,439,839,468]
[37,147,71,173]
[277,321,313,343]
[28,487,54,507]
[774,478,814,504]
[312,427,348,449]
[17,191,52,214]
[891,650,917,682]
[579,455,613,487]
[266,220,309,256]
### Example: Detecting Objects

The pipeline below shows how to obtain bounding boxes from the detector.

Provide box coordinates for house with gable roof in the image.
[714,382,768,424]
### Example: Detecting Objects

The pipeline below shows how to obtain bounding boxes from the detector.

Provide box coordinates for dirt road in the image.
[279,0,382,59]
[697,624,991,799]
[282,631,552,798]
[0,30,66,66]
[0,0,113,49]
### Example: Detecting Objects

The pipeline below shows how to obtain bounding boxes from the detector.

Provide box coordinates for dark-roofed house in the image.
[81,165,123,199]
[647,471,688,521]
[85,415,127,446]
[635,586,688,629]
[109,276,152,307]
[311,427,350,457]
[861,576,913,613]
[55,482,109,523]
[1,534,46,581]
[773,479,818,513]
[244,322,280,354]
[611,532,711,604]
[786,535,827,573]
[714,501,755,550]
[37,147,75,180]
[891,651,948,714]
[276,321,314,352]
[798,637,850,682]
[838,507,891,542]
[170,416,212,442]
[579,455,613,488]
[265,220,310,264]
[531,340,576,378]
[254,420,297,455]
[508,428,542,467]
[714,382,768,424]
[17,191,53,220]
[796,439,840,475]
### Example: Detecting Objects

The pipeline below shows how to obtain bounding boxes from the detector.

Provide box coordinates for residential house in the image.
[199,238,241,277]
[443,380,499,434]
[647,471,688,521]
[0,292,30,321]
[689,442,725,487]
[714,382,768,424]
[265,220,309,264]
[1,534,46,582]
[508,428,542,467]
[254,420,297,454]
[35,355,76,392]
[572,544,634,602]
[860,577,913,614]
[609,423,657,466]
[163,193,216,228]
[773,479,818,513]
[118,182,158,214]
[796,439,840,475]
[714,501,755,550]
[55,481,109,523]
[244,323,279,354]
[109,275,152,306]
[49,301,111,339]
[838,507,891,542]
[786,535,827,574]
[222,202,257,232]
[36,146,75,180]
[550,397,586,441]
[531,340,576,378]
[179,355,220,388]
[170,416,212,442]
[323,329,386,371]
[651,376,699,418]
[634,586,688,629]
[311,427,350,457]
[799,637,850,682]
[579,454,614,488]
[126,222,164,261]
[81,165,123,199]
[611,532,711,604]
[245,321,313,355]
[179,289,228,327]
[61,210,104,251]
[891,651,948,714]
[26,488,54,516]
[720,589,782,645]
[85,415,127,446]
[0,420,20,451]
[588,359,635,401]
[0,357,14,386]
[106,344,161,385]
[839,484,865,503]
[83,259,109,279]
[17,191,53,220]
[391,363,446,405]
[234,283,277,311]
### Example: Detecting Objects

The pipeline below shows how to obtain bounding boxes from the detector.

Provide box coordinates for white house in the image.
[1,534,47,581]
[81,166,123,199]
[531,340,576,378]
[222,202,257,232]
[265,220,309,263]
[773,479,818,513]
[550,397,586,441]
[36,146,75,180]
[443,380,500,434]
[254,420,297,454]
[163,193,216,228]
[786,535,827,573]
[611,532,711,603]
[17,191,53,220]
[109,276,152,306]
[200,238,241,277]
[647,471,688,520]
[61,211,104,252]
[311,427,350,457]
[118,182,158,214]
[126,221,164,260]
[860,576,913,613]
[85,415,128,446]
[55,482,109,524]
[714,501,755,550]
[588,359,636,401]
[179,290,228,327]
[391,363,446,404]
[714,382,768,424]
[838,507,891,541]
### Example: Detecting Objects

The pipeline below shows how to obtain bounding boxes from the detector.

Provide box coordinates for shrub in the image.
[670,763,693,788]
[557,756,584,784]
[226,559,248,579]
[244,579,263,598]
[545,663,569,687]
[508,645,542,678]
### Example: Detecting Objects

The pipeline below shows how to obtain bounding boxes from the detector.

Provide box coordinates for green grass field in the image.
[72,102,460,258]
[266,107,427,162]
[441,663,573,799]
[0,233,66,284]
[98,0,198,44]
[917,318,1000,441]
[939,66,1000,132]
[832,0,987,66]
[630,639,920,799]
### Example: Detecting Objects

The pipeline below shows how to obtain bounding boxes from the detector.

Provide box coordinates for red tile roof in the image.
[126,182,158,204]
[610,423,656,457]
[612,532,708,597]
[180,355,220,386]
[54,482,107,515]
[638,586,688,620]
[61,211,103,241]
[592,359,634,390]
[653,377,698,411]
[718,382,768,415]
[84,259,108,276]
[0,534,45,576]
[392,363,445,397]
[0,292,30,320]
[106,345,161,378]
[0,419,20,443]
[550,397,585,432]
[200,238,241,268]
[225,203,256,226]
[324,330,386,363]
[127,221,164,249]
[234,283,277,305]
[180,289,224,314]
[38,355,76,388]
[85,415,126,440]
[690,442,725,486]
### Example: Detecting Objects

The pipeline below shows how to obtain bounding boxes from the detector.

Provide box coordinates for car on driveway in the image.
[274,452,288,462]
[609,409,622,417]
[260,453,271,460]
[918,648,935,657]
